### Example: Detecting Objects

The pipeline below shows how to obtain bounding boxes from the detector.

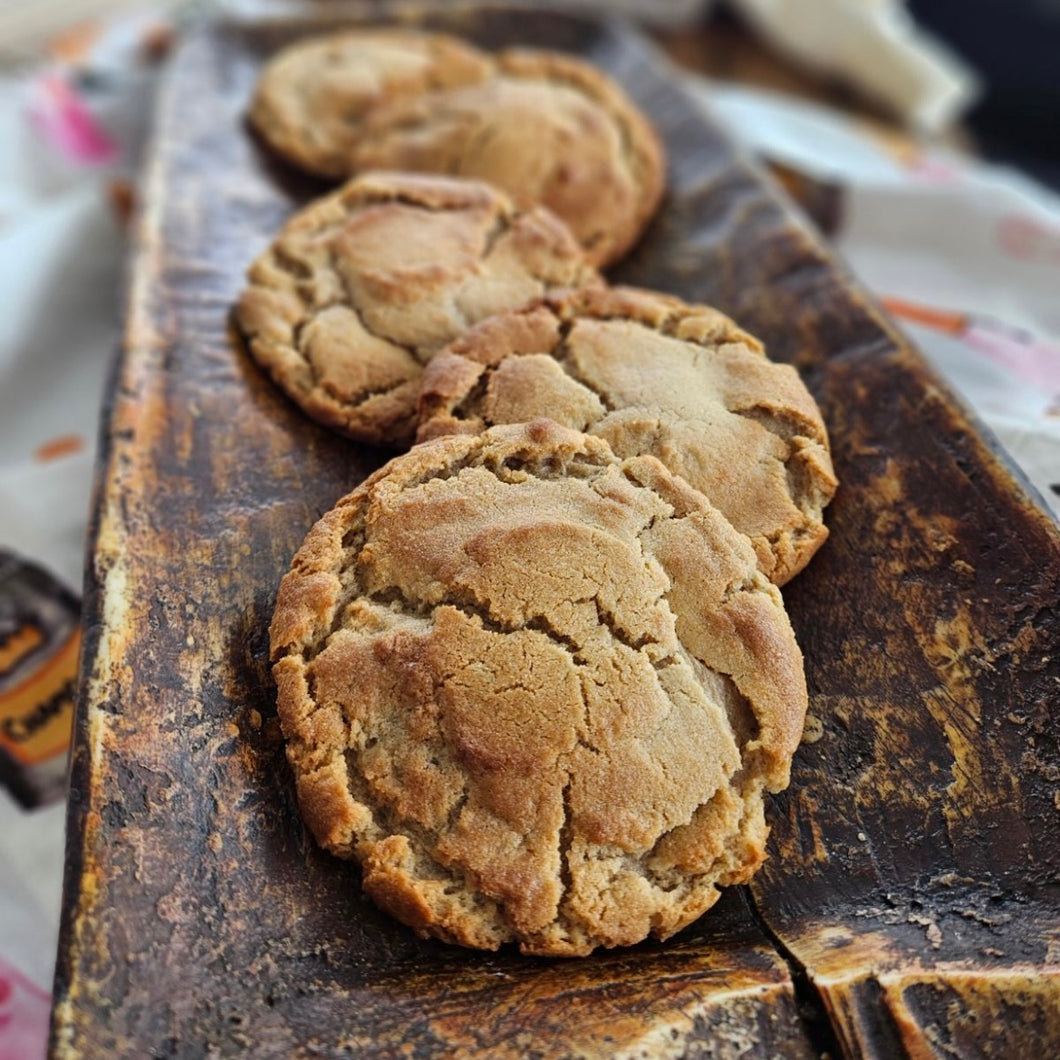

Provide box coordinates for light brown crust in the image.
[417,286,838,584]
[248,30,493,179]
[270,421,808,955]
[350,48,666,268]
[234,172,601,446]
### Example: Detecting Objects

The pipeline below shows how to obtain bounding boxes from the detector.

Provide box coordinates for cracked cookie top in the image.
[349,49,666,268]
[234,172,601,447]
[417,286,838,585]
[248,29,493,179]
[270,420,808,955]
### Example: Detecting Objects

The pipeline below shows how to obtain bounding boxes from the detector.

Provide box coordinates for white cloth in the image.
[728,0,977,132]
[0,184,121,590]
[691,79,1060,517]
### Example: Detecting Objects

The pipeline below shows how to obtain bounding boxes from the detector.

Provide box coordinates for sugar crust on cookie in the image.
[417,286,837,584]
[249,29,493,179]
[235,172,600,446]
[350,49,666,267]
[270,421,808,955]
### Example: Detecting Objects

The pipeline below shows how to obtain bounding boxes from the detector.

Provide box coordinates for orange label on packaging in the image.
[0,622,44,673]
[0,627,79,766]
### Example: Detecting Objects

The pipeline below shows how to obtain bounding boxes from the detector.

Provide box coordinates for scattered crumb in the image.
[800,714,824,744]
[932,871,974,886]
[908,912,943,948]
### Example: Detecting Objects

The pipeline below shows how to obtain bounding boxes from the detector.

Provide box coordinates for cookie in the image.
[270,420,808,955]
[234,172,601,446]
[350,49,666,268]
[248,30,493,179]
[417,286,837,585]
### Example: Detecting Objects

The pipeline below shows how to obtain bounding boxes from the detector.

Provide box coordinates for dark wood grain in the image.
[50,7,1060,1059]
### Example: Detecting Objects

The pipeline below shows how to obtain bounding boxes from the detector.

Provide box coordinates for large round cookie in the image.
[270,420,808,955]
[234,172,601,446]
[248,30,493,179]
[417,286,837,585]
[350,49,665,268]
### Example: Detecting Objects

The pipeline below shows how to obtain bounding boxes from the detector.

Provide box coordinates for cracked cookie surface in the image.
[417,286,838,584]
[234,172,600,446]
[270,420,808,955]
[248,29,493,179]
[349,49,665,268]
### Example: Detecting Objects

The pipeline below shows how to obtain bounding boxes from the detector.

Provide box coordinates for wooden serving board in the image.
[50,7,1060,1058]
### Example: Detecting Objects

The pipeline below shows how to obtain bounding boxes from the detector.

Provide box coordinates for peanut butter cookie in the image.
[270,421,808,955]
[235,172,600,446]
[248,29,493,179]
[350,49,665,268]
[417,286,837,584]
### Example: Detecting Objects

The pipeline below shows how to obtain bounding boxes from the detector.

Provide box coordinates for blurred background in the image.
[0,1,1057,1056]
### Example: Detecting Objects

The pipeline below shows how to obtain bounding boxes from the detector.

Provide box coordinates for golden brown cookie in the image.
[350,49,666,268]
[417,286,837,585]
[270,420,808,955]
[234,172,601,446]
[248,30,493,179]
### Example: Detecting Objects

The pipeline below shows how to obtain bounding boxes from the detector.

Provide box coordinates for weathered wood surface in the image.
[50,8,1060,1059]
